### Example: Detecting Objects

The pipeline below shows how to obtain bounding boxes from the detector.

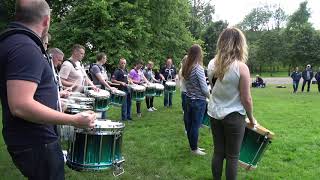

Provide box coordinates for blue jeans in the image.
[164,91,173,107]
[293,80,299,92]
[302,80,311,92]
[8,139,64,180]
[184,97,206,150]
[121,90,132,120]
[181,92,187,113]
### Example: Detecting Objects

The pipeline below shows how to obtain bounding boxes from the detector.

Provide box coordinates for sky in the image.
[211,0,320,29]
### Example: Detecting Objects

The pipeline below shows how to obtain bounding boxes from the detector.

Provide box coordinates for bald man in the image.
[0,0,95,179]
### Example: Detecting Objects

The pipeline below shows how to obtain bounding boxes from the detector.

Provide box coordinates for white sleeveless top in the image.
[207,59,246,120]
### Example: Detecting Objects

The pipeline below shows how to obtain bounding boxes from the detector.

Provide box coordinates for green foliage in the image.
[201,20,228,65]
[239,6,273,31]
[0,0,15,31]
[287,1,310,30]
[50,0,194,69]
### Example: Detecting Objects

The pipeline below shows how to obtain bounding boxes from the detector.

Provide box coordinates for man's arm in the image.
[7,80,95,128]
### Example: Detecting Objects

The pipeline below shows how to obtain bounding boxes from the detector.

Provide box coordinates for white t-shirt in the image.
[59,61,86,90]
[207,59,246,119]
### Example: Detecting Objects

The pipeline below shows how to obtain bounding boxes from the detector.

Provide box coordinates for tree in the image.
[0,0,15,31]
[201,20,228,65]
[273,6,287,30]
[239,6,272,32]
[286,1,310,30]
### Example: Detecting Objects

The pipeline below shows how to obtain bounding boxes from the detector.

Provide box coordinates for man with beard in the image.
[0,0,96,179]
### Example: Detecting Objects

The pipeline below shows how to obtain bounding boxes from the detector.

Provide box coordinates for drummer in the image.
[143,61,160,112]
[129,61,150,117]
[112,58,133,121]
[160,57,178,107]
[59,44,98,92]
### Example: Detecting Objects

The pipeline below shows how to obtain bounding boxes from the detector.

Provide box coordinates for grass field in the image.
[1,84,320,179]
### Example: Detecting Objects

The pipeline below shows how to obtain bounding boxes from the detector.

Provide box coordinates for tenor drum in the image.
[154,83,164,97]
[130,84,146,101]
[110,90,126,107]
[239,119,274,170]
[87,90,111,111]
[67,120,125,171]
[165,81,176,92]
[144,83,157,97]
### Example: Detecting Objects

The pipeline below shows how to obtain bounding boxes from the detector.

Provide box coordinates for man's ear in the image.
[42,15,50,28]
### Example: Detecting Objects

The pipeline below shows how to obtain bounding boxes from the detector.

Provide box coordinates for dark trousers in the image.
[122,90,132,120]
[210,112,246,180]
[181,92,187,130]
[164,91,173,107]
[317,81,320,92]
[136,101,141,114]
[302,80,311,92]
[293,80,300,92]
[7,139,64,180]
[185,97,206,150]
[145,96,154,109]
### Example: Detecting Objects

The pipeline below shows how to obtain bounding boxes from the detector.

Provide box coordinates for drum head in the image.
[88,89,110,98]
[131,84,146,92]
[146,83,156,88]
[94,120,125,129]
[166,81,176,86]
[113,90,126,96]
[155,83,164,90]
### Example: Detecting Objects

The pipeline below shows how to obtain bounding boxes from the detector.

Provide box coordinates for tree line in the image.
[1,0,319,75]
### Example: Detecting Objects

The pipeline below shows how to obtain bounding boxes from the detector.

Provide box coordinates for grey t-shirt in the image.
[90,64,108,86]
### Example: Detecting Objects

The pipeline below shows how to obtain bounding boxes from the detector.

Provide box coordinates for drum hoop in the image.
[74,129,124,135]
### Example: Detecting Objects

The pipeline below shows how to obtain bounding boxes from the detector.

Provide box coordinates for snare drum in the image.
[239,119,274,170]
[154,83,164,97]
[130,84,146,101]
[110,90,126,107]
[145,83,157,97]
[67,120,125,171]
[65,104,93,114]
[165,81,176,92]
[69,92,86,97]
[68,96,95,106]
[87,90,111,111]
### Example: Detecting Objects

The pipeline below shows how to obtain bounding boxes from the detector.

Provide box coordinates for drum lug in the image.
[112,160,125,176]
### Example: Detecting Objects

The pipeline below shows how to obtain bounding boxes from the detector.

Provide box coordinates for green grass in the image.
[1,85,320,179]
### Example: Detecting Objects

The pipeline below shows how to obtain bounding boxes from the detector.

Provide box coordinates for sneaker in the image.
[191,149,206,156]
[198,147,205,151]
[147,108,154,112]
[137,113,142,117]
[151,107,157,111]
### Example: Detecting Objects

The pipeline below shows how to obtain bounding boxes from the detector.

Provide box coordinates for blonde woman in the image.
[182,44,210,155]
[207,27,257,179]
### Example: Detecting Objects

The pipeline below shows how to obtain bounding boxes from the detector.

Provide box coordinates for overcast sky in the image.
[211,0,320,29]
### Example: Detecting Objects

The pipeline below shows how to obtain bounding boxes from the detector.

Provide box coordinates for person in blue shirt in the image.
[290,67,302,93]
[314,67,320,92]
[0,0,95,179]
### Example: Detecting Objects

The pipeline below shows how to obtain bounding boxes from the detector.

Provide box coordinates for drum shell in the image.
[67,123,125,171]
[130,85,146,101]
[239,127,271,170]
[110,91,126,107]
[165,82,176,92]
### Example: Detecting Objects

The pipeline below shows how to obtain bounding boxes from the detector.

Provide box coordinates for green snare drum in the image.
[110,90,126,107]
[239,120,274,170]
[65,104,93,114]
[88,89,110,111]
[130,84,146,101]
[145,83,156,97]
[67,120,125,173]
[165,81,176,92]
[154,83,164,97]
[68,96,95,106]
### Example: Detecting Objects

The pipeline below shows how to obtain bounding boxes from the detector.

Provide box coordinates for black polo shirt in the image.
[0,22,59,147]
[112,68,129,91]
[160,65,177,80]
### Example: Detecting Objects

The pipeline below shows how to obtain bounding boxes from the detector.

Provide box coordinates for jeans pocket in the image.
[8,147,34,178]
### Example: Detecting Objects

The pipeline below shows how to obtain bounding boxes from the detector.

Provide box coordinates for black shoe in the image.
[127,117,132,120]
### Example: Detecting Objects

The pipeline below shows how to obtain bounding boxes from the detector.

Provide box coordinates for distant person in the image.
[301,64,313,92]
[315,67,320,92]
[207,27,257,180]
[160,58,178,107]
[290,67,302,93]
[252,74,265,88]
[143,61,159,112]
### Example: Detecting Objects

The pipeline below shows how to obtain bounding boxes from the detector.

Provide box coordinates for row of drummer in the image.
[48,44,178,121]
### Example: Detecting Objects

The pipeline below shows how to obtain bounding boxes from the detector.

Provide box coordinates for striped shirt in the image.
[185,64,209,100]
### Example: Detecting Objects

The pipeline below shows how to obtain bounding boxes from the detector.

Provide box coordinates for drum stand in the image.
[112,132,125,176]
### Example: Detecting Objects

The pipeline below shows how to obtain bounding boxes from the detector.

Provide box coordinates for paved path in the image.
[261,77,292,85]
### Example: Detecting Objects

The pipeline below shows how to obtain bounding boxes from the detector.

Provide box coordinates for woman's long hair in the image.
[213,27,248,80]
[182,44,203,80]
